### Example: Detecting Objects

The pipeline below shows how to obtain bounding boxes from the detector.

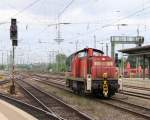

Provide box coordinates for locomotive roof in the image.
[66,48,105,68]
[66,48,104,64]
[73,48,104,56]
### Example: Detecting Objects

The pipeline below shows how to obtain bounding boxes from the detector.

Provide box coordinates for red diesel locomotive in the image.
[66,48,119,97]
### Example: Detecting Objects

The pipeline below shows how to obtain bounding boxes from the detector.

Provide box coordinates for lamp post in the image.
[53,22,71,44]
[54,22,71,72]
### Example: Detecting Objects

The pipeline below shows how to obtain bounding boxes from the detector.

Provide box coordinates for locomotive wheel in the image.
[77,82,85,95]
[79,87,85,95]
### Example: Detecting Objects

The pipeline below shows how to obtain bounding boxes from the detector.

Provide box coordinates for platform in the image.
[0,99,37,120]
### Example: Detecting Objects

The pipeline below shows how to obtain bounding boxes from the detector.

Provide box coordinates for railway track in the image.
[120,84,150,99]
[31,75,150,100]
[31,77,66,89]
[0,92,59,120]
[25,73,150,119]
[31,74,150,100]
[119,90,150,99]
[16,80,59,114]
[32,73,65,80]
[32,76,150,100]
[0,79,10,85]
[16,78,92,120]
[99,98,150,119]
[123,84,150,91]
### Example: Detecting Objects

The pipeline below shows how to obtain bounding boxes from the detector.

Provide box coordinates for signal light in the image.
[12,40,18,46]
[10,18,18,46]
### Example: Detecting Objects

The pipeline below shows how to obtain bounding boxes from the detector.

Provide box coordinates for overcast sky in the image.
[0,0,150,64]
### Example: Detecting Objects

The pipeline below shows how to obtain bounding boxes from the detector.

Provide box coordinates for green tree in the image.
[56,54,67,64]
[48,53,67,72]
[66,55,73,72]
[56,54,67,72]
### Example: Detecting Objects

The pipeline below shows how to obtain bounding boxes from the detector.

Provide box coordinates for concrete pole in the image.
[2,52,3,69]
[75,40,78,51]
[12,46,15,86]
[94,35,96,48]
[143,55,145,80]
[111,41,115,59]
[106,43,108,56]
[10,46,15,94]
[7,51,9,71]
[148,57,150,79]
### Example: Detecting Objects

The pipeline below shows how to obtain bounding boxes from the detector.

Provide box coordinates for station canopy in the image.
[119,45,150,79]
[118,45,150,57]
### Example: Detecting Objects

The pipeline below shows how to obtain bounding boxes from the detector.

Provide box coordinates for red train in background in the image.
[66,48,119,97]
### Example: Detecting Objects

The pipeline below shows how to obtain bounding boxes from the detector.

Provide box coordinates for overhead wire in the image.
[3,1,150,44]
[30,0,75,38]
[103,0,150,27]
[22,0,75,44]
[57,0,75,18]
[20,0,150,45]
[12,0,43,17]
[1,0,43,23]
[67,0,150,41]
[5,0,51,43]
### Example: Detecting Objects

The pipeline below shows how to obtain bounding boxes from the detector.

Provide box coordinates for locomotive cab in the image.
[66,48,119,97]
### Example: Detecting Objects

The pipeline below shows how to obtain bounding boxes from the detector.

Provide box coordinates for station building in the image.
[119,45,150,79]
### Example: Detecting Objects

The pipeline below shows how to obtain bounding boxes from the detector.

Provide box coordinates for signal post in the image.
[9,18,18,94]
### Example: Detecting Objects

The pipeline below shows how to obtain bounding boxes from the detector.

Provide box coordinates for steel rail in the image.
[119,90,150,99]
[28,73,150,119]
[16,78,93,120]
[0,79,10,85]
[0,92,60,120]
[98,98,150,120]
[16,80,63,120]
[31,73,150,100]
[15,80,57,114]
[123,85,150,91]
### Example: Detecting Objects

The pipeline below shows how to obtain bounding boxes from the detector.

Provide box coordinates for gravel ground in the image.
[122,87,150,95]
[121,79,150,108]
[0,81,33,104]
[0,82,11,93]
[28,78,147,120]
[122,78,150,88]
[1,73,149,120]
[113,93,150,109]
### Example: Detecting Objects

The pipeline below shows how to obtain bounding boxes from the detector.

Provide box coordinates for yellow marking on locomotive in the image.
[102,73,108,97]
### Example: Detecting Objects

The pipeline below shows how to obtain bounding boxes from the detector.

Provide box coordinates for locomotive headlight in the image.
[103,73,108,79]
[102,58,105,61]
